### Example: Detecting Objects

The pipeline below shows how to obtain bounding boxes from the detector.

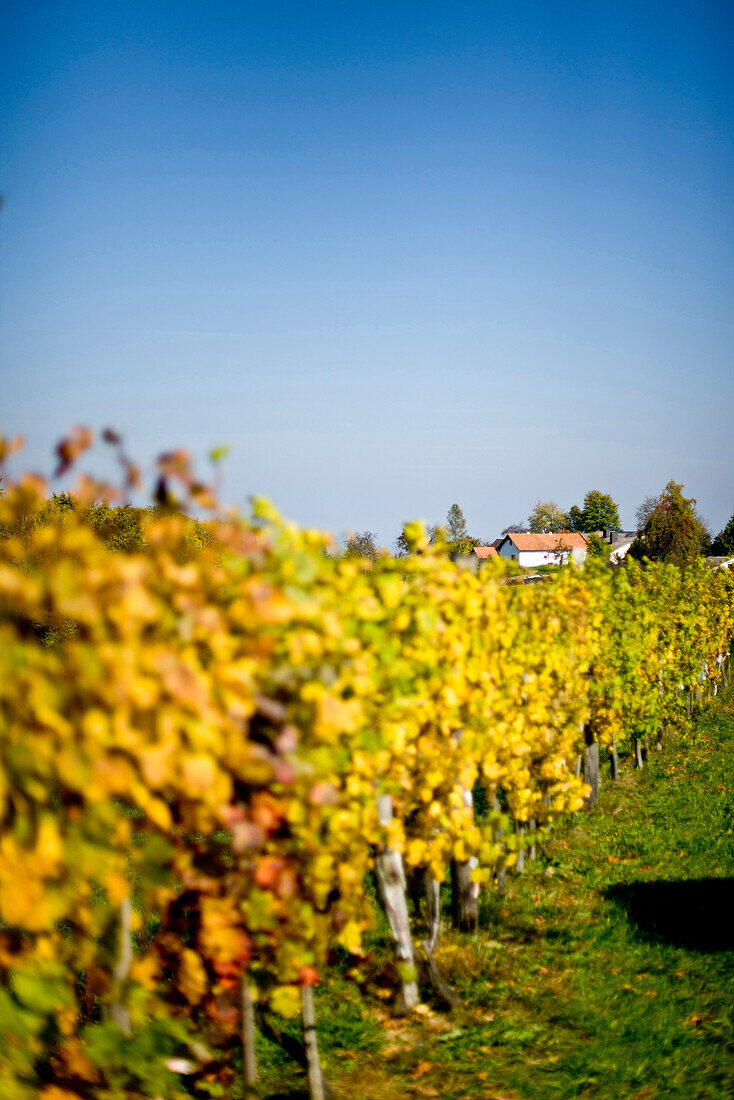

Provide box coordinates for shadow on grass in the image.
[604,878,734,952]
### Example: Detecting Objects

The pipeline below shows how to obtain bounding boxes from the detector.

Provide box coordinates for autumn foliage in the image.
[0,431,732,1097]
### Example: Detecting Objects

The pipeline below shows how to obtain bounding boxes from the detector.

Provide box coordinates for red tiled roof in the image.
[472,546,498,559]
[503,532,588,552]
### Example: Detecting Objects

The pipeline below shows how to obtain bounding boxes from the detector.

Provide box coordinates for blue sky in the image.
[2,1,733,545]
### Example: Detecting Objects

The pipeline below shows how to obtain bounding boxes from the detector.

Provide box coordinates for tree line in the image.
[345,485,734,569]
[345,502,485,563]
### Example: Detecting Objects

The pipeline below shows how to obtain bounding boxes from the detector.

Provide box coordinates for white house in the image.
[608,534,636,564]
[707,556,734,571]
[496,531,588,568]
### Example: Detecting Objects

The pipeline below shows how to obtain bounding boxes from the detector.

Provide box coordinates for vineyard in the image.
[1,431,733,1100]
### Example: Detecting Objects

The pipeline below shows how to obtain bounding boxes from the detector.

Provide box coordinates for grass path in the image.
[255,691,734,1099]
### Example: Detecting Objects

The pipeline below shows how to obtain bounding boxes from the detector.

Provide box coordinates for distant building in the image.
[705,556,734,571]
[593,529,637,564]
[455,544,499,573]
[496,531,588,568]
[472,545,499,562]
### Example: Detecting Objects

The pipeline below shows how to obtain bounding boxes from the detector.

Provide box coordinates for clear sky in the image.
[2,1,733,546]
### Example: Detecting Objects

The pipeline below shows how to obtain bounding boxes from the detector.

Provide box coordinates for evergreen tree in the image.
[711,510,734,557]
[446,503,468,541]
[567,505,584,532]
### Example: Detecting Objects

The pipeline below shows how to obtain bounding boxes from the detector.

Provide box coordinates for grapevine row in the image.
[0,439,732,1098]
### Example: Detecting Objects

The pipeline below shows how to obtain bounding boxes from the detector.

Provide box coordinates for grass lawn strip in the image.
[255,692,734,1099]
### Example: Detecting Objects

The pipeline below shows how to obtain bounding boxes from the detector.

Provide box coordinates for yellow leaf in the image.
[405,837,426,866]
[106,872,129,905]
[179,948,208,1005]
[146,796,173,832]
[337,920,365,957]
[131,954,159,990]
[183,753,217,793]
[270,984,302,1019]
[34,816,63,875]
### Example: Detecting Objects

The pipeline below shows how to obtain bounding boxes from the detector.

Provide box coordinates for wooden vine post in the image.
[491,788,507,890]
[450,855,479,930]
[110,897,132,1036]
[374,794,419,1011]
[301,987,325,1100]
[423,870,442,952]
[512,820,527,875]
[450,729,479,931]
[609,735,620,781]
[240,977,257,1091]
[582,726,601,808]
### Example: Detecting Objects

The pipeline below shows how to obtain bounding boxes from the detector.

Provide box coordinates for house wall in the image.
[498,544,557,567]
[498,543,587,568]
[609,540,634,565]
[498,541,519,561]
[518,550,560,568]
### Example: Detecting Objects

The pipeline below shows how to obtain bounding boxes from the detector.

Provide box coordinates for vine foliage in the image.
[0,430,732,1097]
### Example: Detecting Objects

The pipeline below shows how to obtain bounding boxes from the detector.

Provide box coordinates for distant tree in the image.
[585,531,608,559]
[447,536,480,561]
[722,513,734,555]
[395,522,441,556]
[528,500,566,534]
[84,500,149,553]
[446,503,468,541]
[711,510,734,557]
[0,492,151,553]
[567,505,584,532]
[344,531,380,560]
[575,490,620,532]
[501,523,528,535]
[635,495,660,533]
[394,529,410,557]
[629,481,710,567]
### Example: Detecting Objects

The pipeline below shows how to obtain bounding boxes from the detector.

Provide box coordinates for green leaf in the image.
[11,964,73,1016]
[208,445,230,464]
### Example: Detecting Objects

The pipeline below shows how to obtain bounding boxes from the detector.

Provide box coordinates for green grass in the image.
[253,691,734,1099]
